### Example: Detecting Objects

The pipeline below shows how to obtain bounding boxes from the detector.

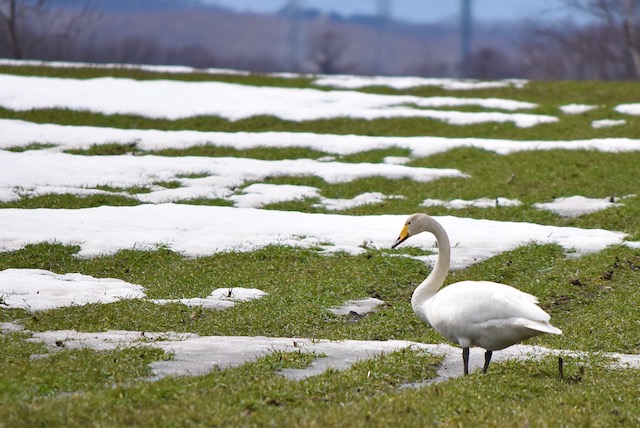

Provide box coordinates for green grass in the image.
[0,347,444,427]
[5,143,57,152]
[2,63,640,426]
[65,142,139,156]
[0,331,168,403]
[3,347,639,426]
[0,193,141,209]
[2,242,639,353]
[5,106,639,140]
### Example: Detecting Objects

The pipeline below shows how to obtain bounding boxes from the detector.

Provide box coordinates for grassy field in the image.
[1,63,640,427]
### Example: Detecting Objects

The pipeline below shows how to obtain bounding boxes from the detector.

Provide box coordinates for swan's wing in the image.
[437,281,552,324]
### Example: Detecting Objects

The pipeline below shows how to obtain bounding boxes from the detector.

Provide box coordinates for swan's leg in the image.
[482,350,493,374]
[462,347,470,375]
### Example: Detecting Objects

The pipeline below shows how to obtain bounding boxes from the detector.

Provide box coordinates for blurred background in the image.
[1,0,639,80]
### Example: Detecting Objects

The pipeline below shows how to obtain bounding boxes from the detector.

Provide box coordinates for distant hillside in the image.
[51,0,223,13]
[17,0,526,78]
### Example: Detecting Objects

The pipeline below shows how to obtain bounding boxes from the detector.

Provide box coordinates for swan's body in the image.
[392,213,561,374]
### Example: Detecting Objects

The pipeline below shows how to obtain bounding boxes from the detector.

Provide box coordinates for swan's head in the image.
[391,213,429,249]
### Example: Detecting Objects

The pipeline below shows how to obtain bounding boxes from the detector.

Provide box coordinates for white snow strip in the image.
[615,103,640,115]
[0,74,555,127]
[3,119,640,158]
[317,192,403,211]
[559,104,597,115]
[231,185,401,211]
[0,205,629,268]
[153,288,268,310]
[0,59,529,92]
[534,196,623,218]
[0,59,525,90]
[230,184,320,208]
[421,197,522,209]
[313,75,527,91]
[0,150,462,203]
[592,119,626,128]
[0,58,251,76]
[383,156,412,165]
[0,269,145,311]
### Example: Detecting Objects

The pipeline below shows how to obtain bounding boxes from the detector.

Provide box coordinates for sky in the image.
[1,60,639,382]
[204,0,574,24]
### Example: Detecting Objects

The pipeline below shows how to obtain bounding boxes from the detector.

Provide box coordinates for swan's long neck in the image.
[411,217,451,314]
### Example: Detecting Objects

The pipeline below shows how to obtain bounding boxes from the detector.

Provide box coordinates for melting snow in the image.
[0,150,463,204]
[0,205,628,268]
[615,103,640,115]
[230,184,320,208]
[559,104,597,114]
[0,269,145,311]
[534,196,623,218]
[421,197,522,209]
[316,192,403,211]
[4,119,640,159]
[0,58,252,76]
[328,298,386,316]
[592,119,626,128]
[383,156,412,165]
[0,74,555,127]
[0,268,268,312]
[312,75,527,91]
[153,288,268,310]
[26,330,640,382]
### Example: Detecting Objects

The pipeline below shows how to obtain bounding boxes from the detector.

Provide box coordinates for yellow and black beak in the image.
[391,224,409,249]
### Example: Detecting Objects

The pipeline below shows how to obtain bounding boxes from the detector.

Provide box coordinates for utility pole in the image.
[460,0,472,77]
[286,0,303,72]
[374,0,391,74]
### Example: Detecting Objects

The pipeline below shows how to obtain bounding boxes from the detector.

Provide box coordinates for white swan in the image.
[392,213,562,374]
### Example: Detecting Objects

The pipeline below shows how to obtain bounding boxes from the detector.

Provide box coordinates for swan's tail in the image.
[525,320,562,335]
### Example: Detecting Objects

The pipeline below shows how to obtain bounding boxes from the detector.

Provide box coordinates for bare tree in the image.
[465,47,519,79]
[526,0,640,79]
[569,0,640,78]
[0,0,94,59]
[306,17,354,74]
[308,28,347,74]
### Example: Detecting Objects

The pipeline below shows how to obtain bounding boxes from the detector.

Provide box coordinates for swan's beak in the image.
[391,224,409,249]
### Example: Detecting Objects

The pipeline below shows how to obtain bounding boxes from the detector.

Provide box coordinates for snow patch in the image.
[0,269,145,311]
[153,288,268,310]
[559,104,597,115]
[615,103,640,115]
[534,196,623,218]
[313,75,527,91]
[328,298,386,316]
[592,119,626,128]
[421,197,522,209]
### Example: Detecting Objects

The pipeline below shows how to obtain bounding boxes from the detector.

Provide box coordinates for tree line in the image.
[1,0,639,80]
